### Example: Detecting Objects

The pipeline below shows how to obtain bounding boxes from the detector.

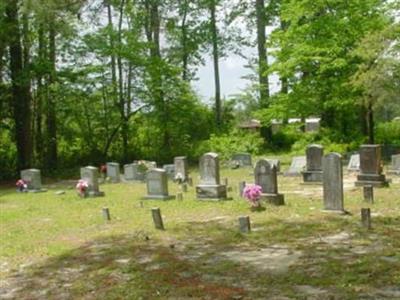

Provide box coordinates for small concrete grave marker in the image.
[163,164,175,180]
[106,162,120,183]
[151,208,164,230]
[144,168,174,200]
[254,159,284,205]
[20,169,46,192]
[322,153,344,213]
[347,154,360,172]
[302,144,323,183]
[361,208,372,229]
[177,192,183,201]
[363,185,374,203]
[196,152,227,200]
[238,216,251,233]
[102,208,111,221]
[284,156,306,176]
[80,166,105,197]
[355,145,389,187]
[388,154,400,175]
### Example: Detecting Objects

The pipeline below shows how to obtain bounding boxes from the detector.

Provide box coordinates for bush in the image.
[376,120,400,146]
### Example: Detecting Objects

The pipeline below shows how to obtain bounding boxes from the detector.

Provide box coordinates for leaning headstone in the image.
[163,164,175,180]
[355,145,389,187]
[284,156,306,176]
[231,153,252,167]
[305,117,321,132]
[106,162,120,183]
[347,154,360,172]
[254,159,284,205]
[322,153,344,213]
[80,166,105,197]
[363,185,374,203]
[196,152,227,200]
[124,163,135,181]
[174,156,189,182]
[144,168,174,200]
[20,169,46,192]
[302,144,323,183]
[238,216,251,233]
[388,154,400,175]
[102,207,111,221]
[361,208,372,229]
[151,208,164,230]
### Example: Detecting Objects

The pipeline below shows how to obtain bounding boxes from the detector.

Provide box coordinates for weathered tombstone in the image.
[151,208,164,230]
[20,169,45,192]
[355,145,389,187]
[305,117,321,132]
[144,168,174,200]
[163,164,175,180]
[196,152,227,200]
[231,153,252,167]
[238,181,246,197]
[132,163,146,181]
[254,159,284,205]
[102,207,111,221]
[106,162,120,183]
[238,216,251,233]
[363,185,374,203]
[283,156,306,176]
[347,154,360,172]
[388,154,400,175]
[302,144,323,183]
[124,163,135,181]
[80,166,105,197]
[361,208,372,229]
[174,156,189,182]
[266,158,281,173]
[322,153,344,213]
[271,119,283,134]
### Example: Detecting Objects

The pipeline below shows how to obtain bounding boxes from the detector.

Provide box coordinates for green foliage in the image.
[196,130,264,162]
[0,130,17,179]
[376,120,400,147]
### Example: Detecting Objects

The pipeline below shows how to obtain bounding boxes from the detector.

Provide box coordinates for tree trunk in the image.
[366,99,374,144]
[35,24,45,166]
[6,0,33,170]
[210,0,221,129]
[180,0,189,81]
[256,0,269,107]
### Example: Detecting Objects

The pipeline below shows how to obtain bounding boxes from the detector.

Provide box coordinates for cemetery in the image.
[1,0,400,299]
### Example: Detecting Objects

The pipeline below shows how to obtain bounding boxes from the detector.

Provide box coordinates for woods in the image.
[0,0,399,179]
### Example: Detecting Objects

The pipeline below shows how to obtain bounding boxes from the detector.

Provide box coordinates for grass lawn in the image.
[1,159,399,299]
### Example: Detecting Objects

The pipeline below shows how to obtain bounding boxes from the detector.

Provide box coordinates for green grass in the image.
[1,163,399,299]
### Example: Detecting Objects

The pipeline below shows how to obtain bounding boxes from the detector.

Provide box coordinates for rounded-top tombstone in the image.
[254,159,284,205]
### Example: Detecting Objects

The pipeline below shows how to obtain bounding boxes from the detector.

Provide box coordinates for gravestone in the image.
[254,159,284,205]
[196,152,227,200]
[283,156,306,176]
[80,166,105,197]
[271,119,283,134]
[302,144,323,183]
[347,154,360,172]
[124,164,135,181]
[239,181,246,197]
[361,208,372,229]
[238,216,251,233]
[266,158,281,173]
[131,162,146,181]
[355,145,389,187]
[20,169,45,192]
[231,153,252,167]
[388,154,400,175]
[305,117,321,132]
[174,156,189,182]
[363,185,374,203]
[151,208,164,230]
[163,164,175,180]
[102,208,111,221]
[144,168,174,200]
[322,153,344,213]
[106,162,120,183]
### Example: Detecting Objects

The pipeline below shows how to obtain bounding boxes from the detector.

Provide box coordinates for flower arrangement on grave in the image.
[137,160,149,173]
[16,179,28,192]
[100,164,107,174]
[76,179,89,197]
[243,184,263,209]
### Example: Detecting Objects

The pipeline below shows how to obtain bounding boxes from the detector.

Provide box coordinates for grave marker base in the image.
[196,184,227,200]
[261,193,285,206]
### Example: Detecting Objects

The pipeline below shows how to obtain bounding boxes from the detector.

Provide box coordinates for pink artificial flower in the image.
[16,179,28,189]
[76,179,89,194]
[100,165,107,174]
[243,184,263,206]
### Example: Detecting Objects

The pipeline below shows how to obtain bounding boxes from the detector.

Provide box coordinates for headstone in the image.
[124,163,135,180]
[361,208,372,229]
[238,216,251,233]
[102,207,111,221]
[20,169,45,192]
[283,156,306,176]
[106,162,120,183]
[239,181,246,197]
[302,144,323,183]
[163,164,175,180]
[132,162,146,181]
[305,117,321,132]
[231,153,252,167]
[196,152,227,200]
[174,156,189,182]
[271,119,283,134]
[144,168,174,200]
[80,166,105,197]
[388,154,400,175]
[347,154,360,172]
[288,118,301,124]
[266,159,281,173]
[355,145,389,187]
[151,208,164,230]
[363,186,374,203]
[254,159,284,205]
[322,153,344,213]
